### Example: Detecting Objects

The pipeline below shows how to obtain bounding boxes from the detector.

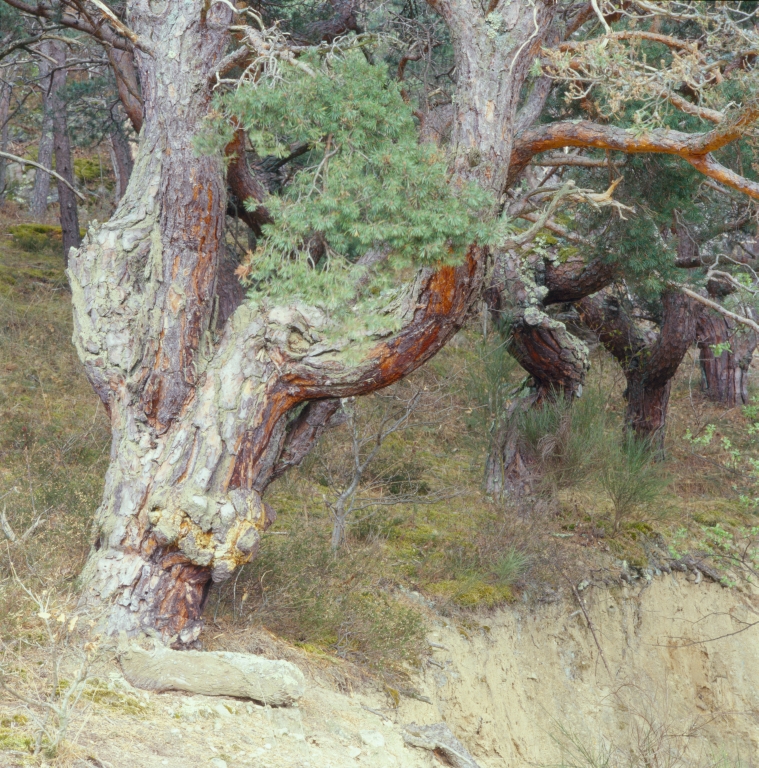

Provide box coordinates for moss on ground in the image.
[0,714,33,753]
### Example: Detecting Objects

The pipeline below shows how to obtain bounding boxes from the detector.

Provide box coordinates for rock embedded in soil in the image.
[360,729,386,748]
[119,644,306,705]
[403,722,481,768]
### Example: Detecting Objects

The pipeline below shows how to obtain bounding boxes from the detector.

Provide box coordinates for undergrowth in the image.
[1,214,759,676]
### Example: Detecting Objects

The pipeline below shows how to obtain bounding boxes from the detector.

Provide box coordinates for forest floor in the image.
[2,213,759,765]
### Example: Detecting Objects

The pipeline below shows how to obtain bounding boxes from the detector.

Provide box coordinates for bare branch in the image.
[0,0,131,50]
[678,285,759,335]
[86,0,152,53]
[0,149,85,199]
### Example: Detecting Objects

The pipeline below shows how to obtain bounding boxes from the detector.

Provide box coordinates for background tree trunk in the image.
[49,40,79,261]
[578,290,697,451]
[0,70,12,200]
[482,248,599,497]
[697,308,756,407]
[30,45,54,219]
[108,119,133,204]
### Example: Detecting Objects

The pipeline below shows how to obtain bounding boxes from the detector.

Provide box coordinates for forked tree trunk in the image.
[67,0,549,642]
[697,308,756,407]
[49,40,80,261]
[578,290,697,451]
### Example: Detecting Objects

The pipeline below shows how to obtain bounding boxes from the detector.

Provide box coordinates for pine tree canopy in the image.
[200,52,494,326]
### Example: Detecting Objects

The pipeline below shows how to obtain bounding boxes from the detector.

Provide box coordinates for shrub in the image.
[8,224,62,253]
[518,386,611,489]
[492,546,531,586]
[466,337,521,440]
[601,435,671,534]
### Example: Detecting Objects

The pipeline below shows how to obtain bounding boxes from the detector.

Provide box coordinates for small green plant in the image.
[467,337,520,439]
[710,341,732,357]
[684,424,716,446]
[600,435,670,534]
[492,546,530,586]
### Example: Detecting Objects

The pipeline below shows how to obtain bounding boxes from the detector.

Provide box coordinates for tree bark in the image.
[483,395,537,499]
[49,40,80,261]
[697,308,756,407]
[578,290,698,450]
[431,0,555,195]
[108,120,133,204]
[107,47,143,133]
[487,250,591,400]
[30,44,55,219]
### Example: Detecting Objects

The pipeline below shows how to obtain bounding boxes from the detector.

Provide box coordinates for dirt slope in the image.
[2,574,758,767]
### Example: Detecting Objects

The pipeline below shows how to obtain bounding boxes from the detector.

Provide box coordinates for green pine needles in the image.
[201,52,494,332]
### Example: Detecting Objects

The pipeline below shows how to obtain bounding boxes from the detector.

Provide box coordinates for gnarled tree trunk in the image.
[578,290,697,451]
[482,250,614,497]
[65,0,547,642]
[70,4,236,643]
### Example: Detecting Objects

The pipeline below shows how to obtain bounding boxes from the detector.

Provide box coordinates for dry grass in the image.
[0,216,110,633]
